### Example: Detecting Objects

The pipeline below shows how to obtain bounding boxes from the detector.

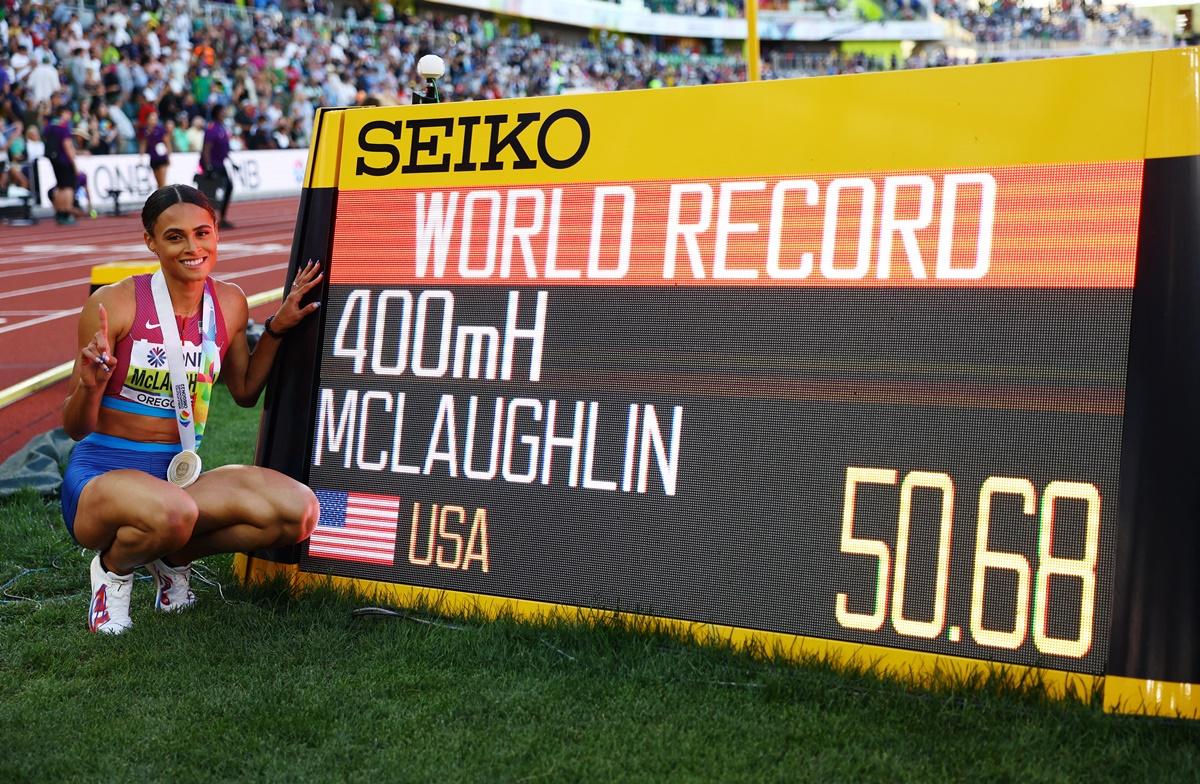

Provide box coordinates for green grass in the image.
[2,386,1199,782]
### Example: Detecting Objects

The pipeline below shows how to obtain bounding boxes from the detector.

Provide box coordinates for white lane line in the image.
[19,244,101,253]
[0,252,86,266]
[0,227,291,264]
[0,309,76,334]
[1,236,292,276]
[0,258,145,281]
[15,237,290,255]
[0,264,290,334]
[0,277,91,300]
[0,255,292,301]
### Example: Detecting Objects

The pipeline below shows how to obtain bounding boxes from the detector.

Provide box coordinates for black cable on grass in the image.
[9,551,241,608]
[0,567,47,594]
[351,606,473,631]
[190,561,229,602]
[539,637,577,661]
[0,567,60,602]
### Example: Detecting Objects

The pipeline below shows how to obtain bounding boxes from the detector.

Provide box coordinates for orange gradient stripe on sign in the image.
[329,161,1143,288]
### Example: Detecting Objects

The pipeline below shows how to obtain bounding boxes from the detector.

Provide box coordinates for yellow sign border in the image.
[307,49,1199,195]
[237,555,1163,712]
[236,555,1200,717]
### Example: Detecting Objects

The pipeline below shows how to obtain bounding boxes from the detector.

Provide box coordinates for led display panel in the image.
[253,49,1200,716]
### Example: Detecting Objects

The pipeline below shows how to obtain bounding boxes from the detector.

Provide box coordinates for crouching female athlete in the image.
[63,184,321,634]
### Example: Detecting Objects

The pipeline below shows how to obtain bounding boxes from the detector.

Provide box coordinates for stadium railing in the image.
[973,28,1172,59]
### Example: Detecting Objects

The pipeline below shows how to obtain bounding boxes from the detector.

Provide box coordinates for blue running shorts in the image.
[61,433,181,542]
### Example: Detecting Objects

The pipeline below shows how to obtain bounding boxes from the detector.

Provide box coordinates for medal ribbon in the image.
[149,271,212,453]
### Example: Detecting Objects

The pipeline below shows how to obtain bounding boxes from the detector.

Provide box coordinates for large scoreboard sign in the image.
[249,50,1200,717]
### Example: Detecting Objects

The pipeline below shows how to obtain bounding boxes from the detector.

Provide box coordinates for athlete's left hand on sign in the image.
[272,259,323,333]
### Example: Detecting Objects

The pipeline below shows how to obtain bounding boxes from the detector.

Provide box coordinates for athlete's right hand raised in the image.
[78,303,113,389]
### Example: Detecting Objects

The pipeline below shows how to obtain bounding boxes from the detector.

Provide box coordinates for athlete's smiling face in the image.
[145,203,218,282]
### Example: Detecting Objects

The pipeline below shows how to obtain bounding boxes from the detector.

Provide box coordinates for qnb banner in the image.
[254,49,1200,718]
[35,148,309,210]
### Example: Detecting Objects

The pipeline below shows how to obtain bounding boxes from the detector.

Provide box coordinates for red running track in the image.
[0,196,302,462]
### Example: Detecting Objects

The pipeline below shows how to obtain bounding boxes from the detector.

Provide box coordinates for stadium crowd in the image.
[0,0,775,208]
[0,2,755,175]
[0,0,1162,208]
[934,0,1157,43]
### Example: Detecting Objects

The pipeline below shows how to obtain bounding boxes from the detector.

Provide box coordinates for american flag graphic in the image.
[309,490,402,566]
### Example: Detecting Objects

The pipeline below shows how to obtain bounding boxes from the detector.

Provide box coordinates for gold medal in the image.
[167,449,202,488]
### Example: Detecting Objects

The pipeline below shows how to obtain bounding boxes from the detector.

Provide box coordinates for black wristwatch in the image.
[263,315,285,339]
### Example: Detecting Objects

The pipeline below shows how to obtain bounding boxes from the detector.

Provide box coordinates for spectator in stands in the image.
[0,133,30,195]
[89,103,120,155]
[65,44,90,101]
[22,124,45,188]
[101,62,122,105]
[170,116,189,153]
[44,105,78,225]
[73,113,98,157]
[108,99,137,154]
[272,118,295,150]
[157,85,181,128]
[185,115,206,154]
[178,92,203,125]
[103,3,133,49]
[27,56,61,112]
[9,44,33,84]
[1,111,22,153]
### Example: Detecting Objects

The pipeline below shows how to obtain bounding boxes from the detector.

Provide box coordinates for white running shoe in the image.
[88,554,134,635]
[146,558,196,612]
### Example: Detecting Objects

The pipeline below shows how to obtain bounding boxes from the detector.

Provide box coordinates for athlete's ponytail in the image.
[141,185,217,234]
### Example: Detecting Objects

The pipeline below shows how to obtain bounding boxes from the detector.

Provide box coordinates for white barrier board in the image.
[35,148,308,211]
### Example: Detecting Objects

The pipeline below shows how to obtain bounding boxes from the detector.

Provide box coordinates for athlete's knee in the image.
[296,490,319,541]
[150,493,199,552]
[278,487,318,545]
[110,495,195,559]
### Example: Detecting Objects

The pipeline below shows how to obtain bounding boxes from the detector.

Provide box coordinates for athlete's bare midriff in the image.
[95,407,188,445]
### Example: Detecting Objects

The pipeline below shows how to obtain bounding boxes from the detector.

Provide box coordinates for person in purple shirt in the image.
[198,105,234,229]
[44,105,78,226]
[140,111,171,188]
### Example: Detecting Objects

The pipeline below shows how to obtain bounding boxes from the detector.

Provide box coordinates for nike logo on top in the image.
[145,320,161,330]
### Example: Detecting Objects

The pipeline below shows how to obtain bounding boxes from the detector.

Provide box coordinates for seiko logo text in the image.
[355,109,591,177]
